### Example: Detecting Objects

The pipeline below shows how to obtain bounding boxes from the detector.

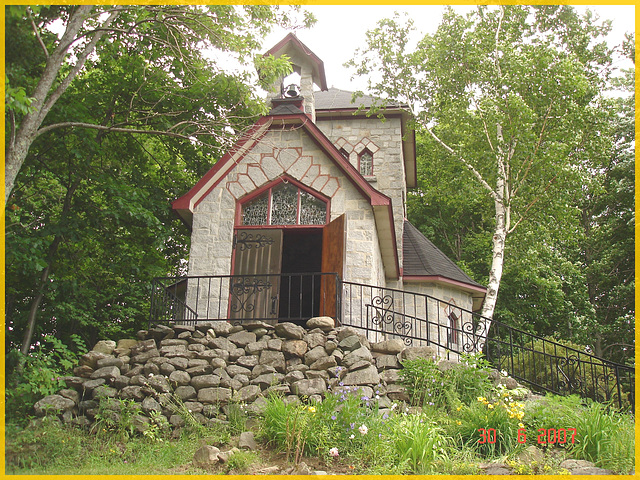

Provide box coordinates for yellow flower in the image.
[487,404,494,409]
[518,423,525,428]
[477,396,485,402]
[456,420,462,425]
[456,406,462,411]
[307,406,316,413]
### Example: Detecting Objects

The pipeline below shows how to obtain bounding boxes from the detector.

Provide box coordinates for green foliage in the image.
[5,335,86,422]
[500,337,633,409]
[389,414,451,474]
[399,354,493,408]
[92,398,145,441]
[450,395,523,458]
[225,450,258,473]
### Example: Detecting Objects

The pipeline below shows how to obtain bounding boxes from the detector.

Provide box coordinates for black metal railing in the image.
[149,274,634,411]
[149,273,340,327]
[340,280,635,412]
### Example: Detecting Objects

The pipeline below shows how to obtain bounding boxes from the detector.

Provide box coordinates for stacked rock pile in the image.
[32,317,482,431]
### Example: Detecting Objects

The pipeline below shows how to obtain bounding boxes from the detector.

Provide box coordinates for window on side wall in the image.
[358,149,373,177]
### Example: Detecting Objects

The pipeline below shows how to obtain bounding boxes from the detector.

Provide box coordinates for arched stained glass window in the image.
[240,180,328,226]
[359,150,373,176]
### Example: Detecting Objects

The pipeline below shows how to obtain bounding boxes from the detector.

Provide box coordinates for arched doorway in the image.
[230,176,343,325]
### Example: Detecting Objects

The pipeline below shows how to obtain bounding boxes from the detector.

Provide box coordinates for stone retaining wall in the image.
[33,318,501,431]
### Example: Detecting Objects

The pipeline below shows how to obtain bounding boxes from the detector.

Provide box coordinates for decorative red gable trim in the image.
[264,33,328,91]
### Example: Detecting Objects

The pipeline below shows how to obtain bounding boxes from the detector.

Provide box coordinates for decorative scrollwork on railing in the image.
[234,232,275,251]
[557,355,585,395]
[368,295,414,345]
[593,369,617,404]
[370,295,394,326]
[230,277,272,314]
[461,318,487,353]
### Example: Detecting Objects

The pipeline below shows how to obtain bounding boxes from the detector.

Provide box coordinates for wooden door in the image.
[230,229,283,321]
[320,214,345,318]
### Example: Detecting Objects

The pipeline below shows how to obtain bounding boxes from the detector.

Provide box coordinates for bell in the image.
[284,84,300,98]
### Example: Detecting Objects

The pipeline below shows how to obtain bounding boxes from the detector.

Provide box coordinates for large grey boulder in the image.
[306,316,334,331]
[90,365,121,381]
[291,378,326,396]
[198,387,232,404]
[342,365,380,386]
[232,385,261,403]
[342,346,373,369]
[259,350,286,373]
[193,444,221,467]
[371,339,404,354]
[190,374,221,390]
[282,340,308,358]
[228,331,257,347]
[34,395,76,416]
[92,340,117,355]
[274,322,305,340]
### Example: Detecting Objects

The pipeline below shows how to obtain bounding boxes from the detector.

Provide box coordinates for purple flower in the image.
[331,415,337,420]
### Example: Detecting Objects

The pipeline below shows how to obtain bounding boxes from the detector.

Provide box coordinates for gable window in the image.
[240,179,328,226]
[358,149,373,176]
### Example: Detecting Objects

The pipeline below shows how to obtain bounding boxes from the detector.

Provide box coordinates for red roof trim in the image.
[267,113,392,207]
[172,117,272,212]
[403,275,488,294]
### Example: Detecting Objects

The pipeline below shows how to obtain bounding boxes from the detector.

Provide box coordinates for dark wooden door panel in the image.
[230,229,282,321]
[321,214,345,318]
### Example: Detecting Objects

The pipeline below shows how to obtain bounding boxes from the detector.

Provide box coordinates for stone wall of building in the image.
[34,319,449,431]
[316,115,407,270]
[187,126,387,305]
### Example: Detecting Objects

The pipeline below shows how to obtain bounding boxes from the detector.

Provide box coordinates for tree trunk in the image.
[20,178,80,354]
[5,6,120,203]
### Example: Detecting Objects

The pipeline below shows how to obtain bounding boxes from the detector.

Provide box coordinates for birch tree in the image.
[348,5,614,325]
[5,4,310,203]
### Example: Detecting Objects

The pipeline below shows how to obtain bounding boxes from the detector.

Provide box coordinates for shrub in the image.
[399,353,493,409]
[5,334,86,423]
[449,393,524,458]
[568,401,635,474]
[388,414,451,474]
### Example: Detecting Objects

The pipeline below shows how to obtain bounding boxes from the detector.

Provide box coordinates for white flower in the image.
[329,447,339,457]
[390,403,398,411]
[500,369,508,377]
[375,395,380,399]
[358,424,368,435]
[349,434,355,439]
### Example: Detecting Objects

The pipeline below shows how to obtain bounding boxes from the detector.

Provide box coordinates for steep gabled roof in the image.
[315,87,405,111]
[403,220,486,309]
[173,108,401,280]
[264,33,328,91]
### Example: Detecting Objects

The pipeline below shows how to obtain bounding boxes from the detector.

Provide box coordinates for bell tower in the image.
[262,33,328,122]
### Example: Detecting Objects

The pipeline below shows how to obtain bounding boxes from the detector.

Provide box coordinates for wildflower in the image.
[331,415,337,420]
[390,403,398,411]
[456,421,462,425]
[456,406,462,411]
[518,423,525,428]
[329,447,339,457]
[477,396,485,402]
[382,413,389,420]
[487,404,494,409]
[349,434,355,439]
[348,466,355,470]
[308,406,316,413]
[339,382,344,387]
[350,422,355,429]
[375,395,380,399]
[358,424,368,435]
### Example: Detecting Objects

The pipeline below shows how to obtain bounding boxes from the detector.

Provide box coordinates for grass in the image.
[6,384,635,475]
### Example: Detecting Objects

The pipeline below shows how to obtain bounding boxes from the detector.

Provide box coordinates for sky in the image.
[258,4,636,93]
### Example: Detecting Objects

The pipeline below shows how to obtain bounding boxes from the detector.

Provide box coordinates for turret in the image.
[263,33,328,122]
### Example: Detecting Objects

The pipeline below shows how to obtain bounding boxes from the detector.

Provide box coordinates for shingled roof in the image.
[314,87,405,111]
[403,220,485,290]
